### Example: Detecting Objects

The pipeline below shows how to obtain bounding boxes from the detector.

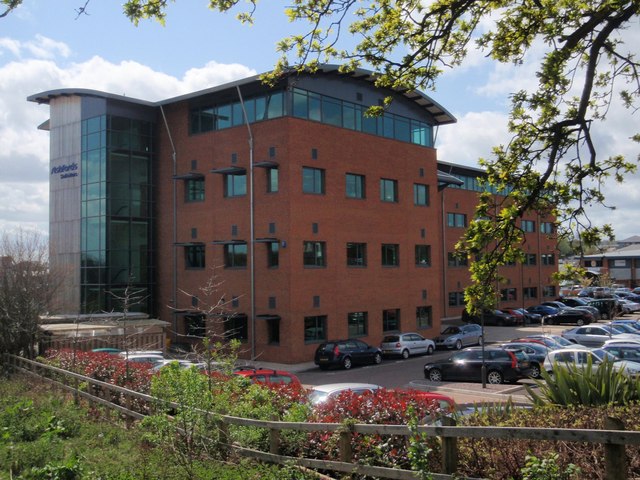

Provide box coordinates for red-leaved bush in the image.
[303,389,444,470]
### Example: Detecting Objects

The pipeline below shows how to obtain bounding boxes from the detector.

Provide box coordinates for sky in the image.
[1,0,639,241]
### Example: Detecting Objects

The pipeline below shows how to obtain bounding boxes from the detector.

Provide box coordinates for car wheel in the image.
[427,345,434,355]
[342,357,352,370]
[455,339,463,350]
[529,363,541,379]
[428,368,443,382]
[401,349,410,360]
[602,312,610,320]
[486,370,504,385]
[373,352,382,365]
[478,336,483,346]
[576,318,584,326]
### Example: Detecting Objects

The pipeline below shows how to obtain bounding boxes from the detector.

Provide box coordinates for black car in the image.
[545,307,594,326]
[462,309,518,326]
[499,342,548,379]
[423,346,531,384]
[314,339,383,370]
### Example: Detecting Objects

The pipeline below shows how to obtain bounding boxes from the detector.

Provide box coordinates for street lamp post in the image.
[236,86,256,361]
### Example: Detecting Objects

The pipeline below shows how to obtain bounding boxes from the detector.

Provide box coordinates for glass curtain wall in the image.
[81,115,154,313]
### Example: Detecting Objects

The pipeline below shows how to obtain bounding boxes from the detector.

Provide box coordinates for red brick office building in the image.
[30,66,558,363]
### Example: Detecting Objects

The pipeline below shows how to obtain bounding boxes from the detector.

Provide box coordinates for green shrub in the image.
[527,358,640,406]
[520,453,580,480]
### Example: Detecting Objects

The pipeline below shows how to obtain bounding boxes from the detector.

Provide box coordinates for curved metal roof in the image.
[28,64,456,125]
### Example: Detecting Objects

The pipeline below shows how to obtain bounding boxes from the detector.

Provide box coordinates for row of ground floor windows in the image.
[184,306,433,345]
[184,242,433,269]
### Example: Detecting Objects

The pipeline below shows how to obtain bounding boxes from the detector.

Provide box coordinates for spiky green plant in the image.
[526,358,640,406]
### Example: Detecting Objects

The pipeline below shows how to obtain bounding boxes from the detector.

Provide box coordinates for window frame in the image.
[380,178,398,203]
[382,308,400,332]
[224,173,247,197]
[413,183,429,206]
[347,311,368,337]
[302,166,325,194]
[346,173,366,199]
[303,241,327,267]
[346,242,367,267]
[224,243,248,268]
[416,306,432,330]
[184,244,205,269]
[381,243,400,267]
[415,244,431,267]
[304,315,327,343]
[185,178,205,202]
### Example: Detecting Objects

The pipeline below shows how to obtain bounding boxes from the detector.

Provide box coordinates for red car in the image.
[234,367,301,387]
[394,388,456,412]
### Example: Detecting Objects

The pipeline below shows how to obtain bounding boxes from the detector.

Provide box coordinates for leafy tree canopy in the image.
[125,0,640,312]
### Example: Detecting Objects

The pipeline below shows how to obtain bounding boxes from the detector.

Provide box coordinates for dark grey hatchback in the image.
[423,346,532,384]
[314,339,383,370]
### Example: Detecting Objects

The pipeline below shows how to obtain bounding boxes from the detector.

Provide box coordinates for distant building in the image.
[582,244,640,288]
[29,65,558,363]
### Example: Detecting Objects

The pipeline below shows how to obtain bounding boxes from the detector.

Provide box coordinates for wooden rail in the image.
[4,354,640,480]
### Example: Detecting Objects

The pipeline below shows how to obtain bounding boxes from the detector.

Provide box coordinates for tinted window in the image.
[383,335,399,343]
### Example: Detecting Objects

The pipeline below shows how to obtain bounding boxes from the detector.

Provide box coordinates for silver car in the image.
[561,325,638,347]
[544,347,640,377]
[433,324,483,350]
[380,332,435,359]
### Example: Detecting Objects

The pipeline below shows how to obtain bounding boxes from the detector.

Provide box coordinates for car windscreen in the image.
[441,327,459,335]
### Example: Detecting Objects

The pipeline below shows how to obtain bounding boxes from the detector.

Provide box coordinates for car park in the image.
[543,347,640,377]
[380,332,435,359]
[611,319,640,331]
[613,296,640,314]
[314,339,383,370]
[561,325,638,347]
[307,383,382,405]
[234,367,302,386]
[499,342,547,378]
[433,323,483,350]
[423,346,531,385]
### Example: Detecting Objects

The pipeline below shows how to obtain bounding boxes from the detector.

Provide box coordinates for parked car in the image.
[392,388,456,412]
[433,323,483,350]
[561,325,638,347]
[502,308,542,325]
[543,347,640,377]
[234,367,302,386]
[499,342,548,378]
[380,332,435,359]
[586,298,620,320]
[118,351,165,365]
[462,309,519,326]
[603,337,640,347]
[614,296,640,314]
[523,334,580,349]
[611,319,640,331]
[600,343,640,362]
[542,307,594,326]
[308,383,382,405]
[314,339,383,370]
[423,346,531,385]
[557,297,601,319]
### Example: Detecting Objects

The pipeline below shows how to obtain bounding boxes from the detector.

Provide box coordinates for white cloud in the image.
[0,36,256,234]
[437,110,510,166]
